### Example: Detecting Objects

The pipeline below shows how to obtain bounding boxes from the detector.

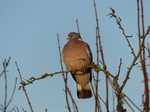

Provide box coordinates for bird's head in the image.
[66,32,82,41]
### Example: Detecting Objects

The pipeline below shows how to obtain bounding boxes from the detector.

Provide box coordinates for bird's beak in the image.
[66,37,70,40]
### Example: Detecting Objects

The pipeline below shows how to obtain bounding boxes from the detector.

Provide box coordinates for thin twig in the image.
[98,94,107,110]
[108,7,148,111]
[112,89,115,112]
[123,97,135,112]
[76,19,80,34]
[0,57,11,77]
[124,94,142,112]
[91,72,99,111]
[57,33,72,112]
[1,58,17,112]
[14,105,19,112]
[4,61,7,111]
[15,62,34,112]
[116,58,122,77]
[45,108,48,112]
[93,0,104,111]
[137,0,141,39]
[108,8,135,58]
[141,0,145,35]
[67,89,78,112]
[120,41,143,91]
[6,78,18,108]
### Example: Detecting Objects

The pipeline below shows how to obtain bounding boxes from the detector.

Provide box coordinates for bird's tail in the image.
[76,82,92,99]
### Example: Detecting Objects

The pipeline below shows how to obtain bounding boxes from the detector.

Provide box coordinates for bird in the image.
[62,32,93,99]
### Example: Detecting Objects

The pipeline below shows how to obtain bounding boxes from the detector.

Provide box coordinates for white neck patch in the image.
[78,38,82,41]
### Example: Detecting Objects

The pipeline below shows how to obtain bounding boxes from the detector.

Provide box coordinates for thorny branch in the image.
[138,0,150,111]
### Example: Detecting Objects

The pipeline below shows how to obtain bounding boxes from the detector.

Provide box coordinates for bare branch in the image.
[76,19,80,34]
[123,94,142,112]
[123,97,135,112]
[116,58,122,77]
[15,62,34,112]
[6,78,18,108]
[137,0,150,111]
[57,33,79,112]
[4,61,8,111]
[0,57,11,77]
[108,8,136,58]
[18,70,70,89]
[120,42,143,91]
[57,33,71,112]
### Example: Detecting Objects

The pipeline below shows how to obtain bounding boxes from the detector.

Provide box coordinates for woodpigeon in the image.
[62,32,93,99]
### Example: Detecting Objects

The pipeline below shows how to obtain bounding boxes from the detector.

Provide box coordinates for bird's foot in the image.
[80,66,87,73]
[71,70,77,74]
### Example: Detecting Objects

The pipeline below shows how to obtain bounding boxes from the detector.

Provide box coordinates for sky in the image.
[0,0,150,112]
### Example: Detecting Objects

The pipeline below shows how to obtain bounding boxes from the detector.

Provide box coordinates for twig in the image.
[140,0,145,35]
[108,8,136,58]
[123,97,135,112]
[93,0,105,111]
[6,78,17,109]
[57,33,72,112]
[120,42,142,91]
[124,94,142,112]
[76,19,80,34]
[137,0,149,111]
[0,57,11,77]
[116,58,122,77]
[137,0,141,39]
[146,43,150,58]
[98,94,107,110]
[112,89,115,112]
[67,89,78,112]
[14,106,19,112]
[45,108,48,112]
[0,57,17,112]
[4,61,7,111]
[91,76,102,112]
[108,7,148,111]
[22,107,27,112]
[15,62,34,112]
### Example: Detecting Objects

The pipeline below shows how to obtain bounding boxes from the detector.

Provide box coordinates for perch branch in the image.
[18,62,114,90]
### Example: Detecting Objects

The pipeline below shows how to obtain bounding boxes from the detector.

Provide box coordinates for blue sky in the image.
[0,0,150,112]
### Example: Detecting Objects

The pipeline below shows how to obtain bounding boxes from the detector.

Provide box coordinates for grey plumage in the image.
[62,32,93,99]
